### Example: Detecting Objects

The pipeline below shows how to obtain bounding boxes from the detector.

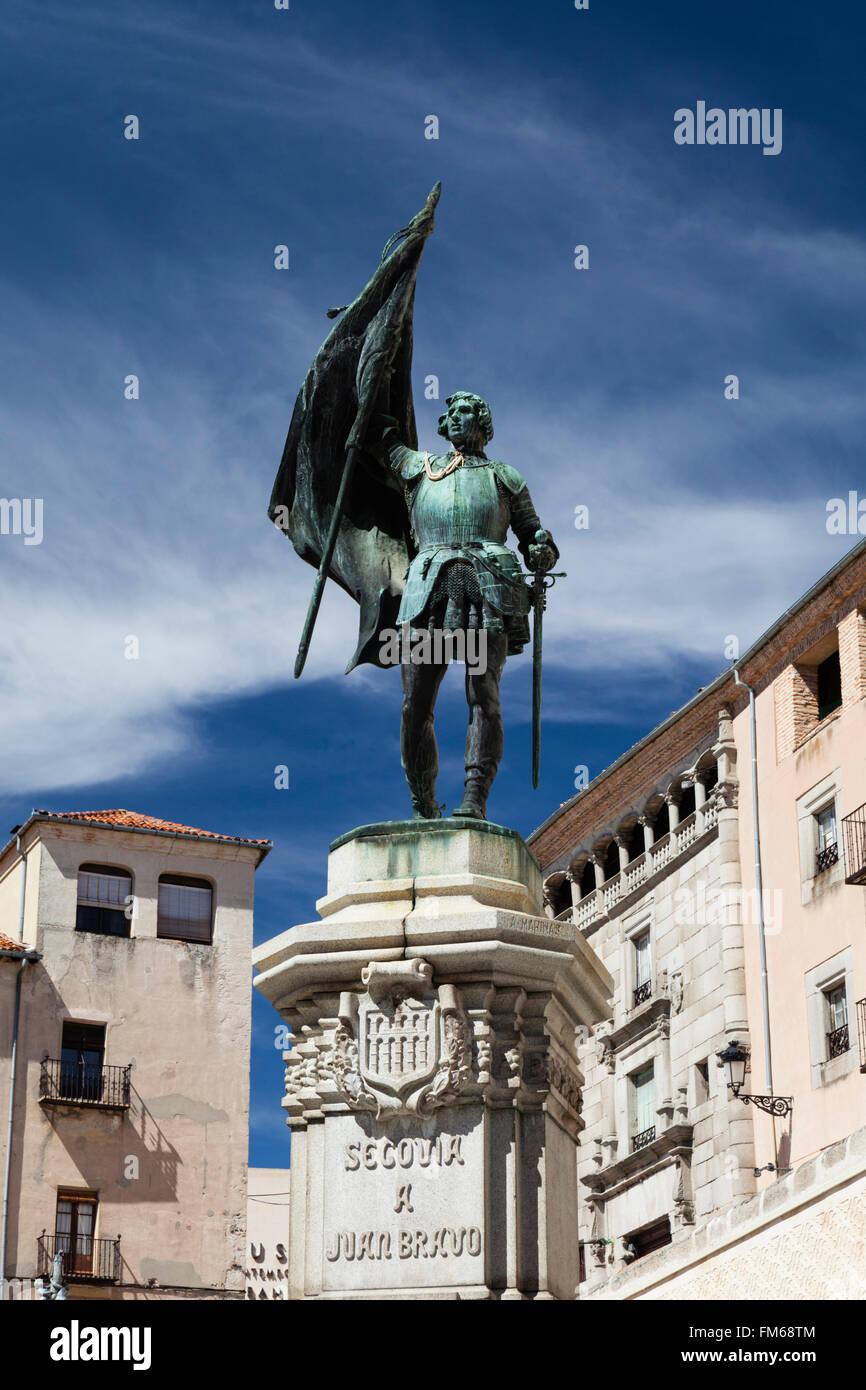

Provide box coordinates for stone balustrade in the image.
[566,805,720,933]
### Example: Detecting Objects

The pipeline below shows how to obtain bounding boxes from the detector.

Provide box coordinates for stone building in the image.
[0,808,270,1301]
[530,538,866,1299]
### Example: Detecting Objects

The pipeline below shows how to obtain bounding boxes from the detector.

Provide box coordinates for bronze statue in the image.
[269,186,560,822]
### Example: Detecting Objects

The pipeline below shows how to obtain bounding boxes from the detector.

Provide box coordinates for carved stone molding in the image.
[582,1125,694,1200]
[672,1154,696,1227]
[711,778,739,811]
[669,970,684,1014]
[604,994,671,1054]
[547,1050,583,1116]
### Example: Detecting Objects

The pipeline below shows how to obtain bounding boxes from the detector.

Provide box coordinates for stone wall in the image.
[588,1123,866,1301]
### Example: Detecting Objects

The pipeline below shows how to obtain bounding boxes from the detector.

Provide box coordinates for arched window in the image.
[76,863,132,937]
[157,874,213,943]
[602,839,620,883]
[701,761,719,798]
[578,859,596,899]
[545,875,572,918]
[654,801,670,839]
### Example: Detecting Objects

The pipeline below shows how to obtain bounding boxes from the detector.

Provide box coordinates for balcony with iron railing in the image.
[843,804,866,885]
[857,998,866,1073]
[572,803,720,933]
[816,841,839,875]
[37,1232,121,1283]
[39,1059,131,1110]
[631,1126,656,1152]
[827,1024,850,1060]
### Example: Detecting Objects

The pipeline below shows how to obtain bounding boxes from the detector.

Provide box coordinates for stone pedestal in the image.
[252,819,612,1300]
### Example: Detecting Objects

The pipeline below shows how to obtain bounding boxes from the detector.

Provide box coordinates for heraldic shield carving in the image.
[332,960,472,1116]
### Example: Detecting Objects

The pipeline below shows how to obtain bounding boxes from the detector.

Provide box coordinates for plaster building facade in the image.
[530,538,866,1299]
[245,1167,291,1300]
[0,808,270,1301]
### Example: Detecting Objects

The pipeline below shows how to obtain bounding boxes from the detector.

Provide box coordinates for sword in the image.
[528,562,565,789]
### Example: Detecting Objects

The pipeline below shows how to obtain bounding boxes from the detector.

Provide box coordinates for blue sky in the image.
[1,0,864,1165]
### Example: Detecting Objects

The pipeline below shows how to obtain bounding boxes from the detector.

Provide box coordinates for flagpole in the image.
[293,442,363,679]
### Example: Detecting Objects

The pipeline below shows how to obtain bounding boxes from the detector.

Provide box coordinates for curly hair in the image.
[437,391,494,445]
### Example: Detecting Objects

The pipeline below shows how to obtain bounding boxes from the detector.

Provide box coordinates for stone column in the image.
[638,814,654,854]
[591,853,605,891]
[693,774,707,831]
[712,705,756,1200]
[253,820,613,1301]
[615,835,629,873]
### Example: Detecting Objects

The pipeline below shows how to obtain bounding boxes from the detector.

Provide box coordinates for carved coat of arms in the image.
[332,959,471,1116]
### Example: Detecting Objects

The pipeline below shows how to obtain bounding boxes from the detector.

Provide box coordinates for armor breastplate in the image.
[409,465,510,546]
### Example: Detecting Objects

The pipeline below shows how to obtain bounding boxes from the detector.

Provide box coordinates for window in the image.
[817,650,842,721]
[630,1064,655,1149]
[59,1022,105,1102]
[805,950,856,1085]
[825,985,849,1058]
[626,1216,671,1261]
[55,1192,97,1278]
[694,1058,710,1105]
[76,864,131,936]
[633,931,651,1006]
[157,874,213,942]
[815,803,839,874]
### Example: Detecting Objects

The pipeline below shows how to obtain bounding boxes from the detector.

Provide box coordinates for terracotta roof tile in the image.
[0,933,25,954]
[32,809,271,849]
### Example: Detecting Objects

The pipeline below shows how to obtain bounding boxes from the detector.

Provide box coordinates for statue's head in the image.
[437,392,493,452]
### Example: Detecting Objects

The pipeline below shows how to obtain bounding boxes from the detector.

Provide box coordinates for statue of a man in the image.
[269,186,563,825]
[369,391,559,820]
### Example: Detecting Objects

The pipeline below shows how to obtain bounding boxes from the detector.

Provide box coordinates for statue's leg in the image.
[401,653,448,819]
[454,632,507,821]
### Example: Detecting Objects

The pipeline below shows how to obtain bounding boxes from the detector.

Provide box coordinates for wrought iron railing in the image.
[843,804,866,885]
[633,981,652,1007]
[857,998,866,1073]
[827,1024,849,1059]
[37,1232,121,1283]
[631,1125,656,1152]
[816,842,839,875]
[39,1059,131,1109]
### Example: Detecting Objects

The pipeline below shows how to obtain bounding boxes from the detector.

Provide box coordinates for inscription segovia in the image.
[344,1135,464,1170]
[325,1226,482,1261]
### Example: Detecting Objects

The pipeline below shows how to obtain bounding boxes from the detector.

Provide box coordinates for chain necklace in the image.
[423,448,465,481]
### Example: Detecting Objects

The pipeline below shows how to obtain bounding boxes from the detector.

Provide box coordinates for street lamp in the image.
[716,1040,793,1118]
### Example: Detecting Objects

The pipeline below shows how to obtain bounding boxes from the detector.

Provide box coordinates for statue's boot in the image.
[453,758,497,821]
[454,663,504,821]
[406,769,443,820]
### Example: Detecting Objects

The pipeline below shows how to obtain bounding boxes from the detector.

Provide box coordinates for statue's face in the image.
[444,397,484,451]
